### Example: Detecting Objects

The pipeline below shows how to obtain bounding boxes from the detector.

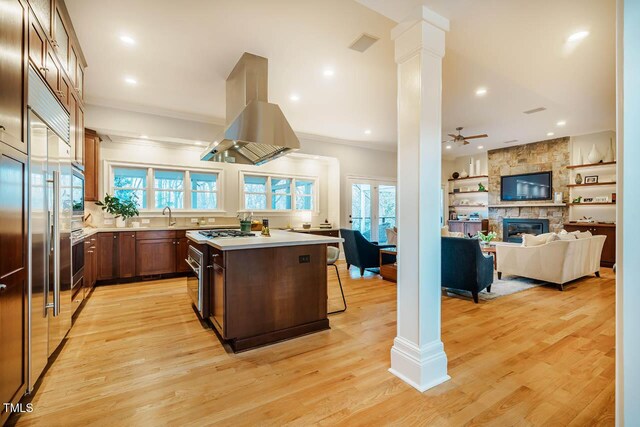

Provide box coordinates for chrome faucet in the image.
[163,206,176,227]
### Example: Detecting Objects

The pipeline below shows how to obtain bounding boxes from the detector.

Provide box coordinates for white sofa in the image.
[495,235,606,290]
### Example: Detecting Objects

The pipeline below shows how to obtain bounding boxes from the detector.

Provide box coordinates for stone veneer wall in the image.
[488,137,570,240]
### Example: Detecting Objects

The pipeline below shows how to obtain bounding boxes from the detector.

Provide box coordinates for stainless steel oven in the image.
[185,245,204,317]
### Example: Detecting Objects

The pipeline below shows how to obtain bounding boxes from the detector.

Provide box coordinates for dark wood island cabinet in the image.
[188,230,342,352]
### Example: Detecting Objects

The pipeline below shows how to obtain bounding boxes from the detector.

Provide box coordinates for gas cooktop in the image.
[198,229,255,238]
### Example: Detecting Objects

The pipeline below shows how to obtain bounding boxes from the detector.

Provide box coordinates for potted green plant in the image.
[476,230,497,246]
[95,194,140,228]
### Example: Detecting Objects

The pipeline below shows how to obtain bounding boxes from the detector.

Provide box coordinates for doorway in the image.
[347,178,397,244]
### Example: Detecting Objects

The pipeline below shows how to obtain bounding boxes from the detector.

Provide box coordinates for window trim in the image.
[238,170,319,214]
[105,161,225,214]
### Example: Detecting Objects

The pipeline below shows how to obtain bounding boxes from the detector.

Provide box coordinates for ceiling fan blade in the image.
[463,134,488,140]
[442,139,454,144]
[463,140,470,145]
[447,134,457,138]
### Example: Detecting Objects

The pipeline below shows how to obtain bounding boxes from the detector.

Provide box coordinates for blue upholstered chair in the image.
[441,236,494,303]
[340,228,396,277]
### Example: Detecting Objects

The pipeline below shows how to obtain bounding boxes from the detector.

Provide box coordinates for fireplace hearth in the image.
[502,218,550,243]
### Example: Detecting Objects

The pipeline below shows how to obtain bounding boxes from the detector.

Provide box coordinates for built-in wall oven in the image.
[186,245,204,317]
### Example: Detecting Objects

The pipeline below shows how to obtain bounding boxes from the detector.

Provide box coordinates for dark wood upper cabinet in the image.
[136,239,176,276]
[97,233,118,280]
[0,142,28,424]
[118,232,137,278]
[84,128,99,201]
[0,0,27,154]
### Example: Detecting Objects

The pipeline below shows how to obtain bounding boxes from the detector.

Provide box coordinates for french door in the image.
[348,178,397,244]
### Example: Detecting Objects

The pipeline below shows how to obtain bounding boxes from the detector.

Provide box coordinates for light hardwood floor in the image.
[12,265,615,426]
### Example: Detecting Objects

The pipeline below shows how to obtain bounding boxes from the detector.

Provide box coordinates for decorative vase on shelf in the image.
[452,172,460,179]
[460,169,469,179]
[116,217,126,228]
[469,158,475,177]
[576,147,583,165]
[604,138,614,163]
[575,173,583,185]
[475,159,482,176]
[587,144,602,164]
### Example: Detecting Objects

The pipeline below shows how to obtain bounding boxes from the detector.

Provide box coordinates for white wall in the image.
[85,104,397,230]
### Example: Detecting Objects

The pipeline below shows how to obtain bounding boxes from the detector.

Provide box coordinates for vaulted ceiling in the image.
[67,0,616,156]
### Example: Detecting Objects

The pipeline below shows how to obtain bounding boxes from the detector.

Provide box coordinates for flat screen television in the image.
[500,171,552,201]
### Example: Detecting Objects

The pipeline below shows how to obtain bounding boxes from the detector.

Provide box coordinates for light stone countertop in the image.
[186,229,343,251]
[77,224,240,240]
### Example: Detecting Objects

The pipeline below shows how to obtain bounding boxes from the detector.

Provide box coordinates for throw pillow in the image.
[576,230,593,239]
[521,234,548,247]
[558,233,577,241]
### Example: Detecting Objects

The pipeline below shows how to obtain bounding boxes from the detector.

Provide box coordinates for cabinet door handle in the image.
[0,284,6,292]
[206,265,214,269]
[113,235,117,239]
[212,254,219,257]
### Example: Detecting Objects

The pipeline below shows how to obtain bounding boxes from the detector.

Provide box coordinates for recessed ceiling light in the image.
[364,129,372,135]
[195,141,203,145]
[477,146,484,149]
[140,135,148,139]
[567,31,589,42]
[124,77,137,85]
[547,132,555,137]
[323,68,335,78]
[290,93,300,102]
[556,120,566,127]
[213,140,219,146]
[475,87,487,96]
[313,155,320,159]
[445,145,452,150]
[119,35,135,45]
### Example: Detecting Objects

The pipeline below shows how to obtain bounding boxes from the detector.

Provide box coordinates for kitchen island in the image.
[186,230,343,352]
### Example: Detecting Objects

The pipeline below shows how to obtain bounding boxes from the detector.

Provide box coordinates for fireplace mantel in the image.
[488,203,566,208]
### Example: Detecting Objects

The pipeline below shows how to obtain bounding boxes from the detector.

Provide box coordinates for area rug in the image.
[443,273,545,302]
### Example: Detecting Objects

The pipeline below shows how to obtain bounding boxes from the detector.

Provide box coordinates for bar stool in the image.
[327,246,346,314]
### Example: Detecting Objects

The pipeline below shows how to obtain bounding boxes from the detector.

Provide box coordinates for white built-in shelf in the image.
[566,161,616,170]
[569,202,616,206]
[567,182,617,188]
[488,203,567,208]
[447,175,488,182]
[448,191,489,195]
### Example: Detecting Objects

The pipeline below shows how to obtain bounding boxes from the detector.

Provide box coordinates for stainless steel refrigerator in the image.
[27,66,72,391]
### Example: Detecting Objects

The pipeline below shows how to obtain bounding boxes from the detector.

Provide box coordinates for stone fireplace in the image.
[502,218,550,243]
[487,137,570,240]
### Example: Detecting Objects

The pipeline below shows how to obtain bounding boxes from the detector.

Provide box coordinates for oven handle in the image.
[185,257,200,276]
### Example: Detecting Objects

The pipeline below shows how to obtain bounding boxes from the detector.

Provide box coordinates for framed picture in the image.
[594,196,609,203]
[583,197,594,203]
[584,175,599,184]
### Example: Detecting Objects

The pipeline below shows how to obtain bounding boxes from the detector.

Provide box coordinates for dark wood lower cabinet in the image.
[209,244,329,352]
[118,232,136,278]
[0,142,28,424]
[448,219,488,237]
[564,223,616,268]
[175,237,190,273]
[97,232,118,280]
[136,238,176,276]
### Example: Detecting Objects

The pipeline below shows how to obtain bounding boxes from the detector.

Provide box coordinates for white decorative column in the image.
[389,6,450,392]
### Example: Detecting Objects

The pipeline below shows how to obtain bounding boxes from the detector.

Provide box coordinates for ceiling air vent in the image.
[503,139,519,144]
[523,107,547,114]
[349,33,380,52]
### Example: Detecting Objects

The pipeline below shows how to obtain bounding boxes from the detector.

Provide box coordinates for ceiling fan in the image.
[443,127,488,146]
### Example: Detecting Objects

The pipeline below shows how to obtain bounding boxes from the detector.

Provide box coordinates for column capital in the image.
[392,6,449,63]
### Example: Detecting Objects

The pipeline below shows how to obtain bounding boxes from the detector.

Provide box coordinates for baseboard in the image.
[389,336,450,392]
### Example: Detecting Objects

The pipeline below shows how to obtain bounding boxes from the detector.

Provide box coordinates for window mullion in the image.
[266,177,273,211]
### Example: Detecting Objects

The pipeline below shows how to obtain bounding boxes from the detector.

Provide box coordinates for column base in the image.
[389,336,450,392]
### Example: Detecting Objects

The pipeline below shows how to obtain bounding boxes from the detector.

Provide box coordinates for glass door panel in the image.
[348,179,396,243]
[378,185,396,243]
[350,183,372,240]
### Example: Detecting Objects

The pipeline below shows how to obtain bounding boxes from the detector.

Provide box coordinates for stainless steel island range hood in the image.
[201,53,299,165]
